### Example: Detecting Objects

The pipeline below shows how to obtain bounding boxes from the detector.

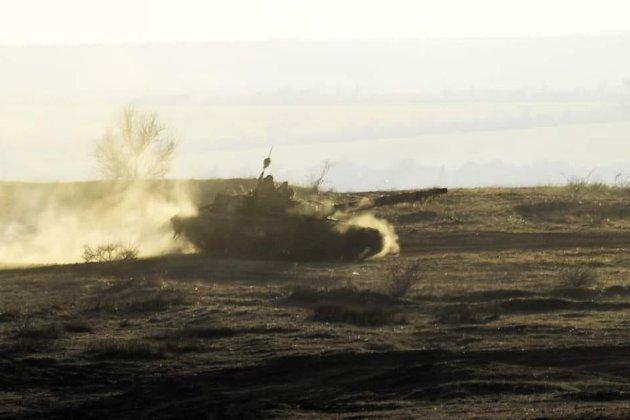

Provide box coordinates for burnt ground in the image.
[1,185,630,418]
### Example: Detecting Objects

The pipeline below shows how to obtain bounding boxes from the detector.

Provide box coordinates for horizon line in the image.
[2,30,630,48]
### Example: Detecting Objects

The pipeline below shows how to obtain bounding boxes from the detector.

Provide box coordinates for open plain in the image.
[1,183,629,418]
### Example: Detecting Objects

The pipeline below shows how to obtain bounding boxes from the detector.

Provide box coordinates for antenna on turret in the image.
[259,146,273,182]
[264,146,273,169]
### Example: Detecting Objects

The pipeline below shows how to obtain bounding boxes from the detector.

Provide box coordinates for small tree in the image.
[95,105,176,180]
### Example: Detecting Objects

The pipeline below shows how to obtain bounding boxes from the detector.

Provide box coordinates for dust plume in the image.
[289,199,400,258]
[343,212,400,258]
[0,180,197,266]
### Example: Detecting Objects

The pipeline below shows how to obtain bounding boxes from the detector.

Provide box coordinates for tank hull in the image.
[172,213,384,261]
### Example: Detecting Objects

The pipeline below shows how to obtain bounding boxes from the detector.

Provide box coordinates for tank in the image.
[171,159,447,261]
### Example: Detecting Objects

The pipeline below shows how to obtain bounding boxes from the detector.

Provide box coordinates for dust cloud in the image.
[0,181,197,266]
[343,212,400,258]
[289,197,400,258]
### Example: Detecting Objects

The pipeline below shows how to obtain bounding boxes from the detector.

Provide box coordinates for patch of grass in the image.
[497,297,630,313]
[156,326,240,340]
[0,307,20,323]
[311,304,405,326]
[159,337,209,354]
[602,285,630,297]
[91,277,190,315]
[395,210,438,224]
[515,200,630,224]
[152,326,238,354]
[1,337,54,355]
[13,319,64,340]
[558,267,599,289]
[64,320,94,333]
[1,319,64,355]
[384,260,422,298]
[156,325,296,342]
[565,174,610,200]
[434,304,500,325]
[514,201,572,221]
[286,285,396,307]
[85,339,164,360]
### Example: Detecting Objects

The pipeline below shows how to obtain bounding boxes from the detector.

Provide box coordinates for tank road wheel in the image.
[339,226,384,261]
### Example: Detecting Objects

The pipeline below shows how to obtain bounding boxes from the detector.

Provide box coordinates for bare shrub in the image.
[558,267,598,289]
[613,172,630,189]
[384,260,422,298]
[82,243,138,263]
[564,172,609,200]
[95,105,176,180]
[307,159,334,194]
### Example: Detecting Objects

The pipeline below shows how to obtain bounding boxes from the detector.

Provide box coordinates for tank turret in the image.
[170,158,447,261]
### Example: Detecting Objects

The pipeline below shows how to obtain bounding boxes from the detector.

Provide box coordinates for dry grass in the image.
[311,304,405,326]
[384,260,422,298]
[565,175,611,200]
[13,319,64,340]
[90,276,190,314]
[286,285,396,307]
[1,185,630,417]
[1,319,65,355]
[64,320,94,333]
[558,267,599,289]
[433,304,501,325]
[85,339,164,360]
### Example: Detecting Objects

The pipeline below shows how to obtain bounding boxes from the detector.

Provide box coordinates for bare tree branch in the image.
[95,106,177,180]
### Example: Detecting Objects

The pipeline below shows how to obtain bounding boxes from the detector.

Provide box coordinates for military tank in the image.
[171,158,447,261]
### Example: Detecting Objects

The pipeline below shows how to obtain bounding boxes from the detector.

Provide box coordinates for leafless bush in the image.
[95,105,176,180]
[564,172,609,200]
[307,159,334,193]
[558,267,599,289]
[82,243,139,263]
[384,260,422,298]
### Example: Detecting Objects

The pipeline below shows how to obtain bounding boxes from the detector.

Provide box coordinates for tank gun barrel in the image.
[334,188,447,212]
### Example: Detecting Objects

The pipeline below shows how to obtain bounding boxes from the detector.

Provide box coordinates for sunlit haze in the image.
[1,0,630,44]
[1,1,630,189]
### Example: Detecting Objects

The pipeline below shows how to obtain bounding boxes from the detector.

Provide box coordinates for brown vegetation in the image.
[1,185,629,418]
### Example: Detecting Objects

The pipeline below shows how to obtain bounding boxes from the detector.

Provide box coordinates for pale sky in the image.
[1,0,630,45]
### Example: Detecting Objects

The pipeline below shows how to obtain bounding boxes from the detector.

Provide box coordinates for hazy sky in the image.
[1,0,630,45]
[2,2,630,188]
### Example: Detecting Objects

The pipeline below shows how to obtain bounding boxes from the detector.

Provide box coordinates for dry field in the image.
[1,184,629,418]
